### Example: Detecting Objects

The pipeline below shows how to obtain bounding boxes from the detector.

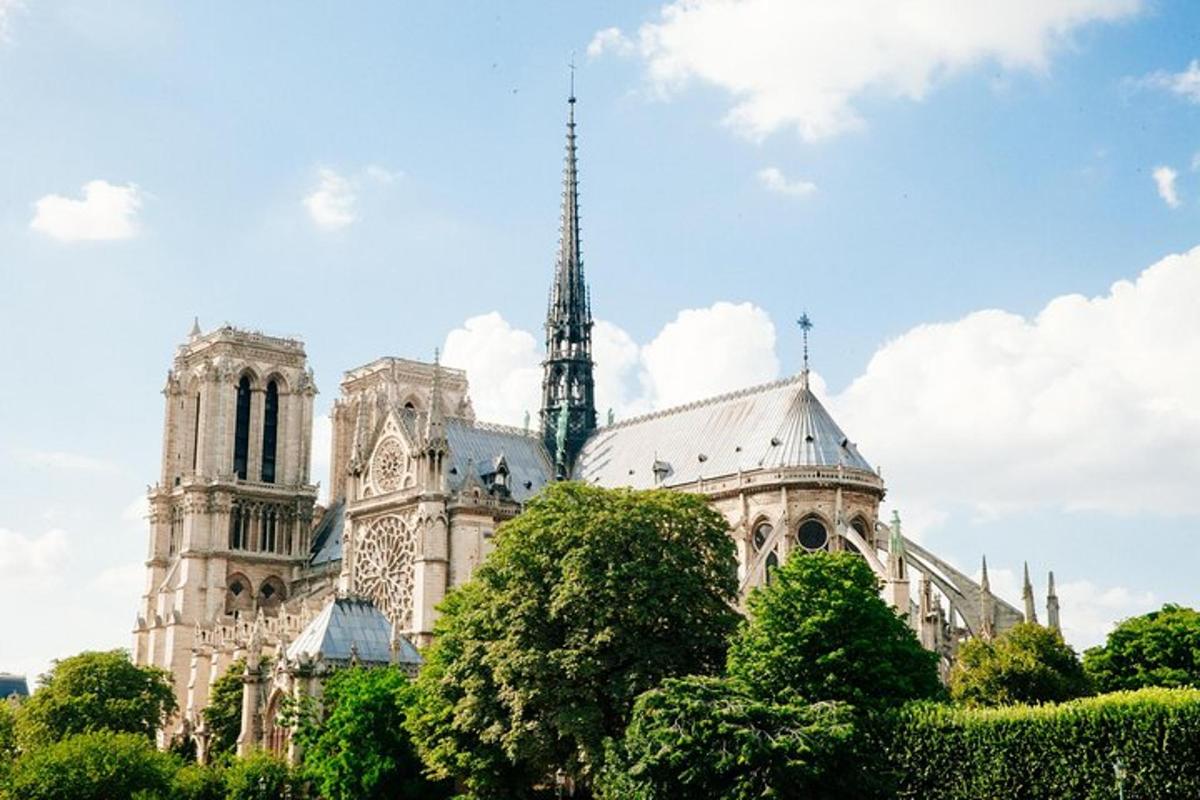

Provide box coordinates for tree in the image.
[408,482,740,798]
[0,701,16,783]
[223,751,298,800]
[202,658,248,760]
[727,550,940,709]
[4,730,179,800]
[172,762,227,800]
[296,666,451,800]
[949,622,1089,706]
[595,676,860,800]
[16,650,177,748]
[1083,604,1200,693]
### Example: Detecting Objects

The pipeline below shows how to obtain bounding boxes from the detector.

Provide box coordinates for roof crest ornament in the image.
[797,312,813,389]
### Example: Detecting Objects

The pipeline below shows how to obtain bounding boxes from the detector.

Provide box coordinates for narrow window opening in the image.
[261,380,278,483]
[233,376,251,479]
[191,393,201,471]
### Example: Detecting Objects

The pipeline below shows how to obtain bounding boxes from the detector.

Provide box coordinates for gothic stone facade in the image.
[134,94,1047,755]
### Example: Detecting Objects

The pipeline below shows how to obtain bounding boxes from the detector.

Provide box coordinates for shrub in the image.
[4,730,179,800]
[172,762,227,800]
[596,676,862,800]
[949,622,1090,706]
[882,688,1200,799]
[223,751,299,800]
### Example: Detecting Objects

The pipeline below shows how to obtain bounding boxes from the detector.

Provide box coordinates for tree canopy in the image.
[407,481,741,798]
[296,666,450,800]
[201,658,248,760]
[949,622,1089,706]
[16,650,176,748]
[1083,604,1200,693]
[4,730,179,800]
[727,550,940,709]
[595,676,860,800]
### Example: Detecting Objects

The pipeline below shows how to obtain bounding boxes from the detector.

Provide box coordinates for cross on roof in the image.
[797,313,813,373]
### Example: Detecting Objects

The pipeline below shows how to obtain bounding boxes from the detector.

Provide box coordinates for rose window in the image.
[354,514,416,628]
[372,437,408,493]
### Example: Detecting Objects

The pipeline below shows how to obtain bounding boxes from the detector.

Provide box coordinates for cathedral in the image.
[133,91,1055,759]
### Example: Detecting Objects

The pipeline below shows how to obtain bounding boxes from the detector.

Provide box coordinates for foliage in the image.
[202,658,248,760]
[1084,604,1200,693]
[727,550,940,709]
[595,676,862,800]
[3,730,179,800]
[882,688,1200,799]
[407,482,741,798]
[172,762,227,800]
[223,751,299,800]
[948,622,1090,706]
[15,649,177,748]
[296,666,451,800]
[0,702,16,775]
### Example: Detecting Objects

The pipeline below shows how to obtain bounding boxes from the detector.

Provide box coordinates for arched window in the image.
[262,507,277,553]
[765,551,779,584]
[845,518,868,555]
[233,376,251,480]
[191,392,201,471]
[225,573,254,617]
[752,521,773,551]
[798,518,829,551]
[258,576,286,615]
[229,502,247,550]
[261,380,279,483]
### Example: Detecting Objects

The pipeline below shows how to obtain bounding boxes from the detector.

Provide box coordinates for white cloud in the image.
[756,166,817,197]
[1153,165,1180,207]
[89,562,144,598]
[615,0,1141,141]
[303,168,357,230]
[588,26,635,59]
[0,0,23,42]
[122,494,149,523]
[0,528,68,581]
[30,180,143,242]
[834,245,1200,518]
[364,164,404,184]
[1139,59,1200,104]
[1057,579,1157,649]
[19,449,118,473]
[640,301,779,409]
[442,312,543,428]
[592,320,649,420]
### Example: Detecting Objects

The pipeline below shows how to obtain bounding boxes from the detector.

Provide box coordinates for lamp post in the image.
[1113,758,1127,800]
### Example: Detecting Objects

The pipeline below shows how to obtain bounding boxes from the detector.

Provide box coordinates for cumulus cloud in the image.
[304,168,356,230]
[834,245,1200,518]
[611,0,1141,141]
[0,528,68,581]
[1057,579,1157,649]
[588,26,635,59]
[0,0,23,42]
[30,180,142,242]
[89,562,144,598]
[756,166,817,197]
[1138,59,1200,104]
[1153,165,1180,207]
[442,312,543,428]
[442,302,779,427]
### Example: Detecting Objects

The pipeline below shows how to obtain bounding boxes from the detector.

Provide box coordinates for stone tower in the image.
[134,324,318,729]
[540,89,596,476]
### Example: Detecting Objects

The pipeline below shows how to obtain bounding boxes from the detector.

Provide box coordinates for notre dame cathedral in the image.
[133,92,1056,760]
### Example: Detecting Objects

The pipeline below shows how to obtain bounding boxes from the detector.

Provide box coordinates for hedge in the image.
[882,688,1200,800]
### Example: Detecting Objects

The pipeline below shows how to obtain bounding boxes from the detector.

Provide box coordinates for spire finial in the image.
[189,316,201,339]
[797,313,813,374]
[569,51,576,103]
[1022,561,1037,624]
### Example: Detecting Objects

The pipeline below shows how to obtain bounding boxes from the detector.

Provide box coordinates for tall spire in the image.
[541,78,596,476]
[1047,570,1061,632]
[979,555,996,641]
[1022,561,1037,624]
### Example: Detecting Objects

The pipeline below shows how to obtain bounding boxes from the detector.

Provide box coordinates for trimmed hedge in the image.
[882,688,1200,800]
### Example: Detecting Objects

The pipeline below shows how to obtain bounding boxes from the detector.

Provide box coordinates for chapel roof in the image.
[445,418,554,503]
[285,596,420,667]
[309,497,345,566]
[575,373,875,489]
[0,673,29,699]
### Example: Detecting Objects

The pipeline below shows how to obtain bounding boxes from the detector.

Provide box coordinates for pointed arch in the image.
[261,379,279,483]
[233,375,252,479]
[225,572,254,617]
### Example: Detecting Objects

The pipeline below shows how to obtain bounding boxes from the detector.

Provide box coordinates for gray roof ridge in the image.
[450,416,542,439]
[596,372,808,432]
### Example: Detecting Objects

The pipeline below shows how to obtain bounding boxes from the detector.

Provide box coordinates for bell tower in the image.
[133,322,318,730]
[540,86,596,476]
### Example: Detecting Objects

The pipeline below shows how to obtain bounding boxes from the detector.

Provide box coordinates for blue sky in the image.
[1,0,1198,679]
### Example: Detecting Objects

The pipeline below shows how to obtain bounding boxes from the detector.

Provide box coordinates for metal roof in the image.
[576,373,874,489]
[0,673,29,699]
[286,596,420,667]
[309,498,345,566]
[446,418,554,503]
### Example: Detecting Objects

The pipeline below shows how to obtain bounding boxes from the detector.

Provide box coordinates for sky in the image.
[1,0,1198,681]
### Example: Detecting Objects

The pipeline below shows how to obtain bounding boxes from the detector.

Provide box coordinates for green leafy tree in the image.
[202,658,247,761]
[296,666,451,800]
[4,730,179,800]
[16,650,177,748]
[0,701,17,783]
[408,482,740,799]
[223,751,298,800]
[1083,604,1200,692]
[596,676,859,800]
[728,550,940,709]
[949,622,1089,706]
[172,763,227,800]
